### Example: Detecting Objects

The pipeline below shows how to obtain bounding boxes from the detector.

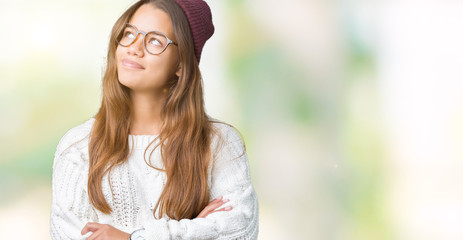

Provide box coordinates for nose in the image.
[127,33,144,57]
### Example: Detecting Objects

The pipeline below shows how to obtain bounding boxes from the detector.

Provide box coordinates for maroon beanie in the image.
[172,0,214,63]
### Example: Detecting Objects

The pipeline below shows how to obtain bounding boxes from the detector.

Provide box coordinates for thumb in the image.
[81,222,101,235]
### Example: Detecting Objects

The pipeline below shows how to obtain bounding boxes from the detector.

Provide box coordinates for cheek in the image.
[163,50,179,76]
[146,56,177,78]
[115,47,122,63]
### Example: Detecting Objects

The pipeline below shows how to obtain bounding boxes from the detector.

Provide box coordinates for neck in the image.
[129,89,167,135]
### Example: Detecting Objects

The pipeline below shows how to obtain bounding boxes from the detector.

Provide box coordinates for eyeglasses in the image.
[117,23,178,55]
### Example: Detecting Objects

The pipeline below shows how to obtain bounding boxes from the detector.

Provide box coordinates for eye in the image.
[126,32,135,39]
[148,38,162,46]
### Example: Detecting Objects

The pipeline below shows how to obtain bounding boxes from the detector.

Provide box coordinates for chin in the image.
[118,74,140,89]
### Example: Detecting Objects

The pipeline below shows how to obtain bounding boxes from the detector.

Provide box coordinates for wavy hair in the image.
[88,0,244,220]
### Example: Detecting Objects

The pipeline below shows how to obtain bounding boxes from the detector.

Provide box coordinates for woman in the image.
[49,0,259,239]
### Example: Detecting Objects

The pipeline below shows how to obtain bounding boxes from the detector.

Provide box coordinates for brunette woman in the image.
[49,0,259,239]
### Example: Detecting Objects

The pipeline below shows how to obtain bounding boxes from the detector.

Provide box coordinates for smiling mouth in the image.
[122,59,145,69]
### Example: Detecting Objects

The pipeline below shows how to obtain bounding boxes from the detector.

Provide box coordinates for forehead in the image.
[129,4,174,37]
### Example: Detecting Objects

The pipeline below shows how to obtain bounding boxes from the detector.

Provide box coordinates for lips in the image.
[121,59,145,69]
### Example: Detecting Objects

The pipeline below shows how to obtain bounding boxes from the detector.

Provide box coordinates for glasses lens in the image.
[119,25,138,46]
[145,32,168,54]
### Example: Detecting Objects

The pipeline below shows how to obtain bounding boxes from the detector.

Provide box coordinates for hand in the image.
[196,196,233,218]
[81,222,131,240]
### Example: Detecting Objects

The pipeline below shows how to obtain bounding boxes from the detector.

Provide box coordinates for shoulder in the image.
[208,119,251,186]
[54,117,95,159]
[209,119,247,159]
[210,119,244,145]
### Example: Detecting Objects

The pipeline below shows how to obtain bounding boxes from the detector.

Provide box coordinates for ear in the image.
[175,64,181,77]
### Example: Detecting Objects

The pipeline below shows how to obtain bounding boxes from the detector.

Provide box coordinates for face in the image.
[116,4,180,93]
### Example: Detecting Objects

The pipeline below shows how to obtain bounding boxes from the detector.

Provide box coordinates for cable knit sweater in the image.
[49,118,259,239]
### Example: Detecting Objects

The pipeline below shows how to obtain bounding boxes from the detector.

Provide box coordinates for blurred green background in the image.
[1,0,463,239]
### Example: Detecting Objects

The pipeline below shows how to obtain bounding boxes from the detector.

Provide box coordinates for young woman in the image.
[49,0,259,239]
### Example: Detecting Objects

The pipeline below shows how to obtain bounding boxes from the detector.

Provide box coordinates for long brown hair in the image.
[88,0,242,220]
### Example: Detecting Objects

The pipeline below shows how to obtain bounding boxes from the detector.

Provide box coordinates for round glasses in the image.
[117,23,178,55]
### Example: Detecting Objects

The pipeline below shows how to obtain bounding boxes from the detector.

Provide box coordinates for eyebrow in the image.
[127,23,166,34]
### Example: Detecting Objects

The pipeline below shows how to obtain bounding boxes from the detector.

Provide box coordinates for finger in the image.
[210,196,223,203]
[212,206,233,213]
[206,198,229,211]
[87,230,102,240]
[198,205,215,218]
[199,200,230,218]
[202,203,223,215]
[197,203,219,218]
[81,222,102,235]
[197,197,230,218]
[202,206,233,218]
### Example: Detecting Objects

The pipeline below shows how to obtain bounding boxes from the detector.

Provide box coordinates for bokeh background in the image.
[1,0,463,239]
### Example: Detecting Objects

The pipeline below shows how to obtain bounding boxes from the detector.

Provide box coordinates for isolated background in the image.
[1,0,463,239]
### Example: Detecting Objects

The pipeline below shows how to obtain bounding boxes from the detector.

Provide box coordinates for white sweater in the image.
[49,118,259,239]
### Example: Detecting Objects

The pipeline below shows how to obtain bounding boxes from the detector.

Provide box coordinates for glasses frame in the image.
[117,23,178,55]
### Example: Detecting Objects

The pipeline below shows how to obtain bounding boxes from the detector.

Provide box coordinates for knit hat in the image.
[172,0,214,63]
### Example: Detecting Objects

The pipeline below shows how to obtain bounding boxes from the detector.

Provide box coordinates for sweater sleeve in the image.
[136,125,259,240]
[49,133,98,239]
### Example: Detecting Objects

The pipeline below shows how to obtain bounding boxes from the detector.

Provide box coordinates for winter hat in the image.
[172,0,214,63]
